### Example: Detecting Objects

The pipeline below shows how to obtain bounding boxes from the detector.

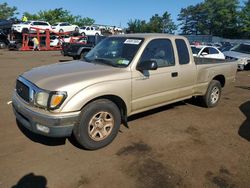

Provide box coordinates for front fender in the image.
[61,79,131,113]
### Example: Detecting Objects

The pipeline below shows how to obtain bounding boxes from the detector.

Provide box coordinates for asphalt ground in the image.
[0,50,249,188]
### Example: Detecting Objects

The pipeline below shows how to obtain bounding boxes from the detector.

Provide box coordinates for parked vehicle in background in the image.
[12,21,51,33]
[50,35,72,47]
[224,43,250,70]
[191,45,225,59]
[0,31,9,49]
[61,35,106,59]
[12,34,238,150]
[221,45,234,52]
[79,26,101,36]
[51,22,79,33]
[0,18,20,34]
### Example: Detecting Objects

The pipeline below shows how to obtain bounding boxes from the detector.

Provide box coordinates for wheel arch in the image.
[212,74,225,87]
[81,95,128,124]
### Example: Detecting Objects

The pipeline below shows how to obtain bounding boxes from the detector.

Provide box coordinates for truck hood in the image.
[21,60,130,92]
[224,51,250,59]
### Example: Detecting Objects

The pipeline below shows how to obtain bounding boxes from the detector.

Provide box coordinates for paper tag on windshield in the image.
[124,39,141,45]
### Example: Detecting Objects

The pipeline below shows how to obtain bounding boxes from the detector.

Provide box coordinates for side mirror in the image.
[137,60,158,71]
[201,52,208,56]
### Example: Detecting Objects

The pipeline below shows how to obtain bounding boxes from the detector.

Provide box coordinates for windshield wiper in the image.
[92,58,118,67]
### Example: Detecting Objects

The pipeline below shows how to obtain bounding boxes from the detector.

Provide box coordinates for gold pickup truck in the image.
[12,34,238,150]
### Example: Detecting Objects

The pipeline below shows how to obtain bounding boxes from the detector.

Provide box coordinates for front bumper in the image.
[12,93,80,137]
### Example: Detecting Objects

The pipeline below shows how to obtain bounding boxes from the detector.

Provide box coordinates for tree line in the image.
[0,1,249,38]
[0,3,95,26]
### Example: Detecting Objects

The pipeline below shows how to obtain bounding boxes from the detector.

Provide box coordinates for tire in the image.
[73,99,121,150]
[16,43,22,50]
[0,42,6,49]
[80,51,88,60]
[81,32,86,36]
[73,56,79,60]
[75,27,79,32]
[59,29,64,33]
[201,80,222,108]
[22,28,29,33]
[95,33,99,36]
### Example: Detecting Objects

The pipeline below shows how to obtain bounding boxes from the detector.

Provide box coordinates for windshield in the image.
[84,37,143,67]
[191,46,201,54]
[232,44,250,54]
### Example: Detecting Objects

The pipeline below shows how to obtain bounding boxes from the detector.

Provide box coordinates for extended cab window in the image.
[175,39,190,65]
[140,39,175,68]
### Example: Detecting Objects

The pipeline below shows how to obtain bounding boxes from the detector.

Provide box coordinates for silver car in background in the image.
[224,43,250,70]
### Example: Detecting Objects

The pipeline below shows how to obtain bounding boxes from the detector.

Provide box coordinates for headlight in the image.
[35,92,49,108]
[35,91,67,110]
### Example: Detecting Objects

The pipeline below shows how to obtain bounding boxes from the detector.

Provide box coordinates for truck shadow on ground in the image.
[235,86,250,91]
[16,120,66,146]
[11,173,47,188]
[238,101,250,141]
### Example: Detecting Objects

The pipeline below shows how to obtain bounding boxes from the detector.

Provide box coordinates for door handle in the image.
[171,72,178,77]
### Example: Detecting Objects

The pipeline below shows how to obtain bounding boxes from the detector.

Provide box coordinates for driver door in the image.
[131,39,179,112]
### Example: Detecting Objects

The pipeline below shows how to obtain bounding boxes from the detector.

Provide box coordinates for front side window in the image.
[140,39,175,68]
[84,37,143,67]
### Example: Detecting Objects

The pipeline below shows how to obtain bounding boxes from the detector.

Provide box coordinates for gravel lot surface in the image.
[0,50,249,188]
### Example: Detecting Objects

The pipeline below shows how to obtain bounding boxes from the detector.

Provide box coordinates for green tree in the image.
[24,8,95,26]
[74,16,95,26]
[239,0,250,38]
[127,11,176,34]
[178,0,240,38]
[204,0,239,37]
[0,2,18,19]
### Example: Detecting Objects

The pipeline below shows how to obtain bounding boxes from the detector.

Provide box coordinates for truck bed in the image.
[194,56,237,65]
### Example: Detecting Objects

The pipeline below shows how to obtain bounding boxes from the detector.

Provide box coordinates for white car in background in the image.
[50,35,72,47]
[191,45,225,59]
[51,22,79,33]
[224,43,250,70]
[79,26,101,36]
[12,21,51,33]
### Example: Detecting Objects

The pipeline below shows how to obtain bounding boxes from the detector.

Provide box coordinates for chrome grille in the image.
[16,80,30,102]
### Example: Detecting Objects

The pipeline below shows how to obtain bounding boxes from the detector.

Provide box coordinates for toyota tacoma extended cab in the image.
[12,34,238,150]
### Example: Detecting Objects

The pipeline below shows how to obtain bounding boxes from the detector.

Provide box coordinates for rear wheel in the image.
[0,41,7,49]
[59,29,64,33]
[73,99,121,150]
[201,80,222,108]
[16,43,22,50]
[81,32,86,36]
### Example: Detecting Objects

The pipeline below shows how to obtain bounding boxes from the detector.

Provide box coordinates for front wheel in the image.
[75,27,79,32]
[73,99,121,150]
[201,80,222,108]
